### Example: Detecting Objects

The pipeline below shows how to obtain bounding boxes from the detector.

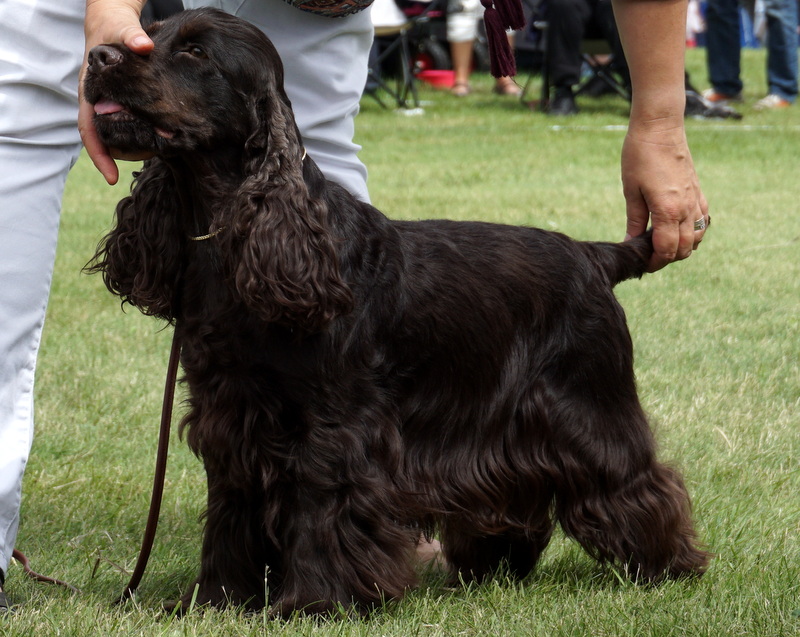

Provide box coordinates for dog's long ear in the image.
[85,158,184,322]
[224,79,353,333]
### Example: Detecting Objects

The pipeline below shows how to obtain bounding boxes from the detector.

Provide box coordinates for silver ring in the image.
[694,217,707,231]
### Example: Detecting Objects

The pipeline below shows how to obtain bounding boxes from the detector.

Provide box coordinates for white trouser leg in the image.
[184,0,373,202]
[0,0,84,575]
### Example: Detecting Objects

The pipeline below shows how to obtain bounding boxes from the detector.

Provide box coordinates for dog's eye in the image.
[178,44,207,59]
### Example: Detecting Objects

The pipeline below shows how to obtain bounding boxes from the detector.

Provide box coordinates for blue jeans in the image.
[705,0,799,102]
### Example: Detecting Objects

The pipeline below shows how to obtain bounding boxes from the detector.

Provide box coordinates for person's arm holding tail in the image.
[612,0,709,271]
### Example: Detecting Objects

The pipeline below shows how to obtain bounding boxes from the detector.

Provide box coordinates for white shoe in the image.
[753,94,791,110]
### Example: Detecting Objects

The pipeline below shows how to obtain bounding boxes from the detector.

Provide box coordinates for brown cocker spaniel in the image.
[84,8,709,616]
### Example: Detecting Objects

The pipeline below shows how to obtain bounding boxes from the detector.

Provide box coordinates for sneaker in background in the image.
[701,88,743,104]
[753,94,791,110]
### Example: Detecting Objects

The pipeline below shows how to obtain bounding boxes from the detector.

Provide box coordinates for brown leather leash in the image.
[8,329,180,601]
[11,548,80,593]
[117,326,182,603]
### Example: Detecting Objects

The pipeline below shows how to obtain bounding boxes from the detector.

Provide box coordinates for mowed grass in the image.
[4,48,798,635]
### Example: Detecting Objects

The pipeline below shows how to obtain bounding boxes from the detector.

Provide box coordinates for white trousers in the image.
[0,0,372,577]
[447,0,482,42]
[0,0,85,577]
[184,0,373,201]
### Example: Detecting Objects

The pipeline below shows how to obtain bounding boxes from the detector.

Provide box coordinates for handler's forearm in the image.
[611,0,688,132]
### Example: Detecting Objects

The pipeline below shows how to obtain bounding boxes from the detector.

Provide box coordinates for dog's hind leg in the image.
[440,516,554,583]
[545,387,710,581]
[533,296,710,581]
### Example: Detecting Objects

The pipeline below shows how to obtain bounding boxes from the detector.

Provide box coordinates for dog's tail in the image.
[581,230,654,287]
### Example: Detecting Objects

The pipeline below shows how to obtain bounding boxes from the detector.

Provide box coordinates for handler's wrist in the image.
[627,106,686,145]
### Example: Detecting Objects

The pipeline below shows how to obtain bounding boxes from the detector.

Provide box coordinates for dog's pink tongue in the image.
[94,100,126,115]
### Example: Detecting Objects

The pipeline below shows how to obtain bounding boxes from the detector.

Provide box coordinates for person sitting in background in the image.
[703,0,798,110]
[545,0,630,115]
[447,0,521,96]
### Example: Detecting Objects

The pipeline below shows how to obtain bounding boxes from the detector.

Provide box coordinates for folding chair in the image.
[573,39,630,101]
[366,0,439,110]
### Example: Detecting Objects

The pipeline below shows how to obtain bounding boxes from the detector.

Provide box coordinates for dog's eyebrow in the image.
[175,19,218,47]
[174,32,204,48]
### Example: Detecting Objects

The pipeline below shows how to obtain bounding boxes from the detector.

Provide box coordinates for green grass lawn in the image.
[4,48,799,635]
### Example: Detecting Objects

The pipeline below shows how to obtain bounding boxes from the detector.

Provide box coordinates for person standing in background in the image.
[447,0,522,96]
[703,0,798,109]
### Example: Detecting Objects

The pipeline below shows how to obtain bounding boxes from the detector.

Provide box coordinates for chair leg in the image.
[519,22,550,110]
[398,31,419,109]
[365,83,390,109]
[365,29,420,110]
[574,53,630,101]
[539,29,551,112]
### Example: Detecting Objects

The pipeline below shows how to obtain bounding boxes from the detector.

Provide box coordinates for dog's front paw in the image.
[269,592,374,619]
[163,597,187,616]
[162,584,218,616]
[268,596,338,619]
[165,579,260,614]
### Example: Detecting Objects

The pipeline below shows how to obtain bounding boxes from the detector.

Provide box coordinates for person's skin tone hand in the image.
[612,0,710,271]
[79,0,153,185]
[620,117,707,271]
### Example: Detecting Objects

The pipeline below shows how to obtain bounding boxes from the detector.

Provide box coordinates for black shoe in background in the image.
[548,87,579,116]
[581,74,616,97]
[0,569,9,615]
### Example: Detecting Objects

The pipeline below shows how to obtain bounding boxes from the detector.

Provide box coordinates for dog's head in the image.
[85,8,352,333]
[83,7,293,156]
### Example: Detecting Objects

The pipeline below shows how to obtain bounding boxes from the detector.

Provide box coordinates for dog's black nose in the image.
[88,45,124,71]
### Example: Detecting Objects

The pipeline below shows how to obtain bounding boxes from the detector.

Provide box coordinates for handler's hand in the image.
[621,115,709,272]
[79,0,153,185]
